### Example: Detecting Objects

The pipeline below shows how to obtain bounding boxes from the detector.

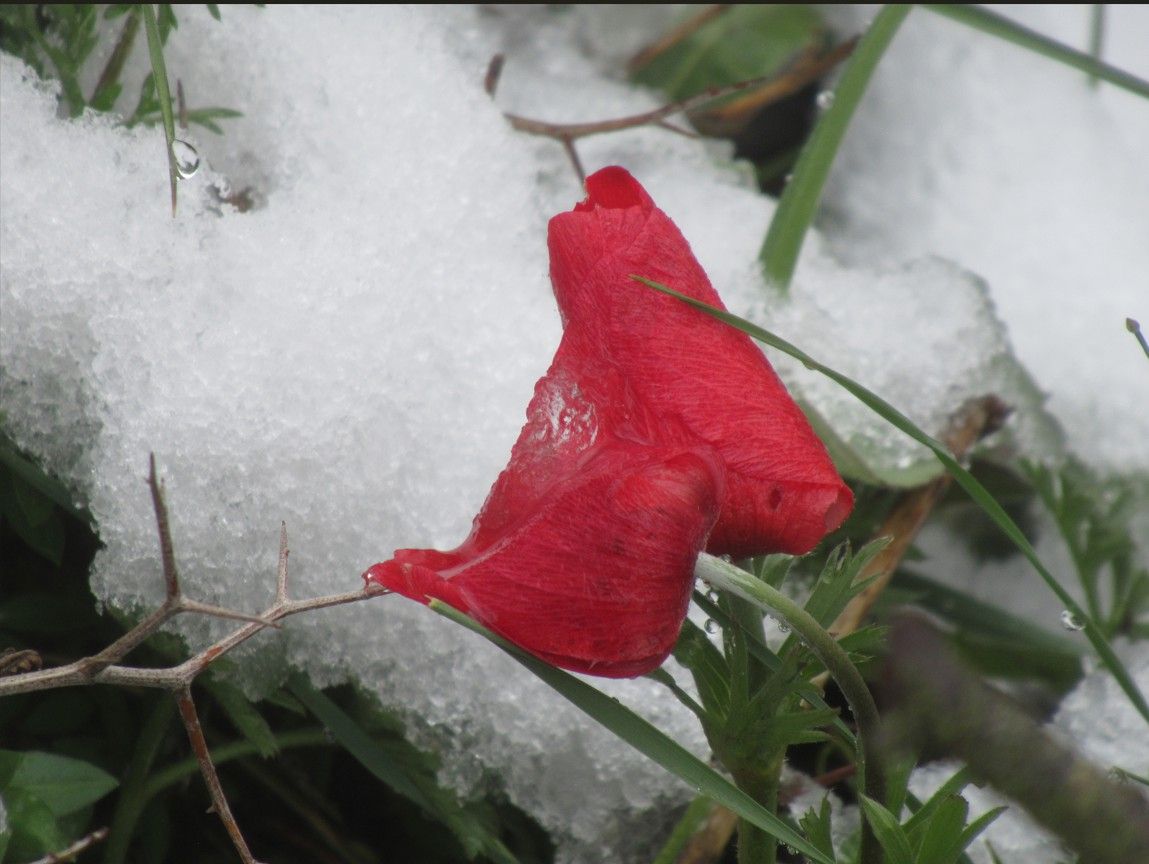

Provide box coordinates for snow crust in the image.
[2,5,1146,862]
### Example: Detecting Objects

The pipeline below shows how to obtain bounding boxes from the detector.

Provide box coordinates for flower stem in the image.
[695,553,885,864]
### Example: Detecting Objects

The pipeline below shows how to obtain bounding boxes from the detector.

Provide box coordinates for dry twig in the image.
[501,36,857,182]
[829,395,1011,639]
[0,455,389,862]
[28,827,109,864]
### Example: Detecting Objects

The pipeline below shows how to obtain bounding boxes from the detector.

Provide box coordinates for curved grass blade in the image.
[760,4,910,291]
[631,275,1149,726]
[430,601,835,864]
[926,5,1149,99]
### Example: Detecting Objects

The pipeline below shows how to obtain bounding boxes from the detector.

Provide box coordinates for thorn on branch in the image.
[176,686,264,864]
[148,452,181,602]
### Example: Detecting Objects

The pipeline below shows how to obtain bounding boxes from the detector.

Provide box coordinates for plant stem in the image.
[734,759,781,864]
[695,553,884,864]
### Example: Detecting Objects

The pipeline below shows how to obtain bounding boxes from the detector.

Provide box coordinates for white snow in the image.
[2,5,1147,863]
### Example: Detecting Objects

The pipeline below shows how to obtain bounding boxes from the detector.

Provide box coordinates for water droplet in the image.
[816,90,835,110]
[777,622,791,634]
[704,618,719,635]
[706,589,720,604]
[171,138,201,179]
[720,554,733,563]
[1060,609,1086,631]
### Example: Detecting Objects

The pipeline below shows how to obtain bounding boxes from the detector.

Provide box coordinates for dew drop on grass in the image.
[1060,609,1086,631]
[816,90,835,110]
[171,138,201,179]
[705,589,720,604]
[704,618,719,635]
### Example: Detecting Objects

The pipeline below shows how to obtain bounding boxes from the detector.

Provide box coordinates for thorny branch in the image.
[0,455,389,863]
[499,36,858,182]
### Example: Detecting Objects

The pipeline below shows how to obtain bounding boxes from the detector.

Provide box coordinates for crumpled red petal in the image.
[366,439,723,677]
[547,166,852,556]
[364,166,853,677]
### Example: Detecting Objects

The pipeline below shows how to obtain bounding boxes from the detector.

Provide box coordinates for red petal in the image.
[366,442,723,677]
[547,166,852,556]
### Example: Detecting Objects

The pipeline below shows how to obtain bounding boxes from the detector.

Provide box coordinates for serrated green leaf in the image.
[0,751,117,817]
[431,601,836,864]
[860,795,914,864]
[798,796,835,857]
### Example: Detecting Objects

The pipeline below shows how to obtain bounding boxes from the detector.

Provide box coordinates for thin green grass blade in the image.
[140,4,178,214]
[430,601,835,864]
[926,5,1149,99]
[1088,5,1106,88]
[760,4,910,291]
[631,275,1149,726]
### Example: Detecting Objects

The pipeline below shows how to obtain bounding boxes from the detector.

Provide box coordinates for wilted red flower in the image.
[365,166,851,677]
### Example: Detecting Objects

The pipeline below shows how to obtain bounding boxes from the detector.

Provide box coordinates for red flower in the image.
[364,166,851,677]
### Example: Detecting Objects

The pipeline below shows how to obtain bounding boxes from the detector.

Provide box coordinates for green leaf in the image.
[630,5,825,104]
[430,601,836,864]
[926,5,1149,99]
[860,795,914,864]
[671,618,730,718]
[1,788,66,861]
[957,807,1007,859]
[0,434,87,519]
[632,275,1149,726]
[760,4,911,290]
[287,674,520,864]
[0,468,66,567]
[206,4,221,21]
[0,751,117,817]
[914,795,968,864]
[798,797,836,857]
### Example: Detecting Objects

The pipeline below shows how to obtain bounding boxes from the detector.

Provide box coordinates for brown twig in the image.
[177,686,263,864]
[627,5,733,74]
[502,36,857,182]
[29,827,110,864]
[484,53,505,98]
[883,611,1149,864]
[828,395,1011,640]
[0,456,390,864]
